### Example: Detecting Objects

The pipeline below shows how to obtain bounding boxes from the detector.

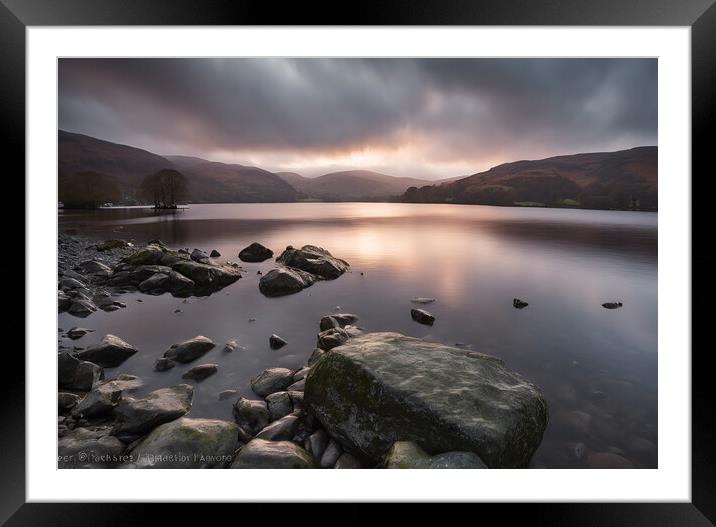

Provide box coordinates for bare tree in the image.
[140,169,188,208]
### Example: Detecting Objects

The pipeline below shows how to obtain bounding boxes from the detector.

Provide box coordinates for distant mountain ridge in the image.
[277,170,432,201]
[59,130,656,210]
[401,147,657,210]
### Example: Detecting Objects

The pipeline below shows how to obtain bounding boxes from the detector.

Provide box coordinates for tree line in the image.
[59,169,188,209]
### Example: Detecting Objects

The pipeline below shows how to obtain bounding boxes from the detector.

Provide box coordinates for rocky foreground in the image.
[58,309,548,469]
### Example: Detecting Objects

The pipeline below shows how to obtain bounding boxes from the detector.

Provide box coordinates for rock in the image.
[288,390,304,408]
[164,336,216,363]
[171,260,241,291]
[67,327,94,340]
[181,363,218,381]
[122,245,165,266]
[307,348,326,366]
[269,334,287,349]
[112,384,194,438]
[76,335,138,368]
[287,379,305,391]
[218,389,239,401]
[304,332,548,468]
[191,248,210,262]
[292,367,311,382]
[223,339,240,353]
[411,297,436,304]
[231,439,317,469]
[58,428,125,468]
[58,392,81,414]
[128,417,237,468]
[259,267,316,297]
[163,271,195,296]
[238,242,274,262]
[317,328,350,350]
[67,297,97,317]
[96,239,130,251]
[58,352,104,391]
[276,245,349,279]
[154,358,176,372]
[307,429,328,459]
[319,313,359,331]
[98,300,126,312]
[266,391,293,421]
[513,298,529,309]
[410,308,435,325]
[250,368,294,397]
[58,290,72,311]
[75,259,112,278]
[334,453,363,469]
[138,273,170,292]
[320,439,342,468]
[255,415,300,441]
[59,277,87,291]
[232,397,271,436]
[586,452,635,469]
[210,249,221,258]
[71,383,123,418]
[383,441,487,469]
[602,302,624,309]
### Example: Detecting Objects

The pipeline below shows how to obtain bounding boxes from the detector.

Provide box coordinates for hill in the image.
[401,147,657,210]
[277,170,431,201]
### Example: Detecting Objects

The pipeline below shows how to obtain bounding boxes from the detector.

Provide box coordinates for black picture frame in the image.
[3,0,712,523]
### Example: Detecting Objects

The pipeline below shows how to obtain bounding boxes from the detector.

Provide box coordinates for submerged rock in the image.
[410,308,435,325]
[602,302,624,309]
[238,242,274,262]
[384,441,487,469]
[223,339,240,353]
[181,363,218,381]
[259,267,316,297]
[231,439,317,469]
[276,245,349,279]
[269,334,287,350]
[76,334,138,368]
[513,298,529,309]
[112,384,194,438]
[128,417,237,468]
[66,327,94,340]
[411,297,436,305]
[164,336,215,363]
[304,332,548,468]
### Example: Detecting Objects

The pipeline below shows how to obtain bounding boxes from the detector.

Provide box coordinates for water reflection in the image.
[59,203,657,468]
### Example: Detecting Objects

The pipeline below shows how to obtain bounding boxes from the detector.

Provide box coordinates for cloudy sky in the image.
[59,58,657,180]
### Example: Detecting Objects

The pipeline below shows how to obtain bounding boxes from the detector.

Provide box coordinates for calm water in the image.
[58,203,658,468]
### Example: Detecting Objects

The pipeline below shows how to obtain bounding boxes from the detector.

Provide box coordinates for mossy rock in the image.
[304,332,548,468]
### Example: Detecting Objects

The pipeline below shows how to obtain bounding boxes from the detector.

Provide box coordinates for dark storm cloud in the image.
[58,58,657,178]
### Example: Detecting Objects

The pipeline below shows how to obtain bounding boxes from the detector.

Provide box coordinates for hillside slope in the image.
[277,170,431,201]
[402,147,657,210]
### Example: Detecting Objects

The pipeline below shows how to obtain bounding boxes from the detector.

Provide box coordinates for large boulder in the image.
[383,441,487,469]
[238,242,274,262]
[164,336,216,363]
[171,260,241,291]
[230,439,317,469]
[112,384,194,438]
[276,245,349,279]
[259,267,316,297]
[76,335,138,368]
[127,418,238,468]
[304,332,548,468]
[319,313,359,331]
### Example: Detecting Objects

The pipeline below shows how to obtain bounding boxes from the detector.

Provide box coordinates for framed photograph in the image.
[5,0,712,522]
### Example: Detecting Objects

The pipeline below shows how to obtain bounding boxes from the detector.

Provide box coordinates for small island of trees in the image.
[140,169,189,209]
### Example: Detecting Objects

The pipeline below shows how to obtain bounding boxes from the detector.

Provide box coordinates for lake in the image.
[58,203,658,468]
